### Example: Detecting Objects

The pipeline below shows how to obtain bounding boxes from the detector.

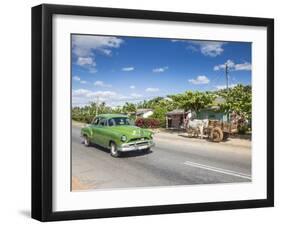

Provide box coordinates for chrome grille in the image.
[128,141,149,146]
[128,137,148,142]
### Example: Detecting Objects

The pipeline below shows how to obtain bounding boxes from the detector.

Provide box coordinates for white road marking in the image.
[183,160,251,180]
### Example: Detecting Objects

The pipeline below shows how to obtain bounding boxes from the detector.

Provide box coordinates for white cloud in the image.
[73,76,80,81]
[72,35,123,57]
[72,35,123,73]
[76,57,94,66]
[214,60,251,71]
[146,87,160,92]
[171,39,187,43]
[186,45,198,52]
[130,85,135,89]
[72,89,117,105]
[76,57,97,73]
[200,43,224,57]
[130,93,142,98]
[234,62,252,71]
[216,84,237,90]
[94,80,112,88]
[189,75,210,85]
[214,59,234,71]
[73,89,94,97]
[122,67,135,71]
[172,39,225,57]
[72,88,146,107]
[214,65,221,71]
[191,41,225,57]
[100,49,112,56]
[73,76,87,84]
[152,66,168,73]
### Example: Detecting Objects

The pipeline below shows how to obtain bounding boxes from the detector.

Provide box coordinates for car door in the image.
[96,118,109,147]
[89,117,101,145]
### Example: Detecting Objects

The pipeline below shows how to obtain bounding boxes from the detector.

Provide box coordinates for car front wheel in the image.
[110,142,120,157]
[83,135,90,147]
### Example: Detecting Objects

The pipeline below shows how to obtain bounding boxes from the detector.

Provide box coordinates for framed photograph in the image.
[32,4,274,221]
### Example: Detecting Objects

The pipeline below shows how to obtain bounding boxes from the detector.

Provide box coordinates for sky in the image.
[71,34,251,107]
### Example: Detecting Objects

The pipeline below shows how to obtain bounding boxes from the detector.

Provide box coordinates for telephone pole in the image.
[225,63,229,90]
[95,96,99,116]
[225,63,230,122]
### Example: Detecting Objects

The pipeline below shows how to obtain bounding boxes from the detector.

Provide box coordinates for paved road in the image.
[72,125,251,190]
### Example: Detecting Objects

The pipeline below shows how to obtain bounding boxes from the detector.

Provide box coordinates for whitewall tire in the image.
[110,142,120,157]
[83,136,90,147]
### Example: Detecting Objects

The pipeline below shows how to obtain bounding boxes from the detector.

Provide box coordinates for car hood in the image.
[109,126,149,137]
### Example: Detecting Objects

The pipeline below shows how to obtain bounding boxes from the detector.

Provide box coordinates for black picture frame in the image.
[32,4,274,222]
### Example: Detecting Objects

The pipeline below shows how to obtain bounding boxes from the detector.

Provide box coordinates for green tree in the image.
[150,105,168,127]
[168,91,215,112]
[217,84,252,120]
[111,106,123,114]
[122,102,136,114]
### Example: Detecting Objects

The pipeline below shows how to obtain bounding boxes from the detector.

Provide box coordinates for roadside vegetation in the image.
[72,84,251,133]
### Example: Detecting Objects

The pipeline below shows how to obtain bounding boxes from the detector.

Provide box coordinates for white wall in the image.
[143,111,154,118]
[0,0,279,225]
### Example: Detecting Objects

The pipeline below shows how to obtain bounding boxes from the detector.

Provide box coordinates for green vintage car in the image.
[81,114,155,157]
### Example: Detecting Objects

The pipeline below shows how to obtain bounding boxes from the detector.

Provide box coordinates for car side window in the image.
[99,118,107,127]
[92,117,100,125]
[108,118,115,126]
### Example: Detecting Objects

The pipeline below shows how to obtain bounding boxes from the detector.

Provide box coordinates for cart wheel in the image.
[223,132,230,141]
[211,127,223,142]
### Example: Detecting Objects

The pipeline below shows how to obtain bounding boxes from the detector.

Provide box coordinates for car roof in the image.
[96,114,128,119]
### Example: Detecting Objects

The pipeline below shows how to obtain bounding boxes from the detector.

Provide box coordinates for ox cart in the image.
[204,119,238,142]
[183,110,240,142]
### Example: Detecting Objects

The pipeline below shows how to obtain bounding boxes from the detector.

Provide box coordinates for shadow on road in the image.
[120,149,153,158]
[83,142,153,158]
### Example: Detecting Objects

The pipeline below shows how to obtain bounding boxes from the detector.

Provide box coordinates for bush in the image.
[135,118,160,128]
[151,106,167,128]
[238,125,249,134]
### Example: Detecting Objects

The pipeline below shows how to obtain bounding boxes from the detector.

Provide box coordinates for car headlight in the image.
[121,135,127,142]
[150,133,154,138]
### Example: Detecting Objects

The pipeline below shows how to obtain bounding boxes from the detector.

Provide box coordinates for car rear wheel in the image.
[110,142,120,157]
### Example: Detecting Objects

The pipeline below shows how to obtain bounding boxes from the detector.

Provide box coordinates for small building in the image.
[136,109,154,118]
[196,106,228,122]
[166,109,187,129]
[166,97,228,129]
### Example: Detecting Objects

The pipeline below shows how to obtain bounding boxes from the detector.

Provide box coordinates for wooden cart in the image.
[204,119,238,142]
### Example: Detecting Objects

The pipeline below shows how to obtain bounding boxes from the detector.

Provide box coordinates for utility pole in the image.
[225,63,229,122]
[95,96,99,116]
[225,63,229,90]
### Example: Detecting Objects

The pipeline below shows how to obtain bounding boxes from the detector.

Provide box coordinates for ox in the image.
[184,110,209,139]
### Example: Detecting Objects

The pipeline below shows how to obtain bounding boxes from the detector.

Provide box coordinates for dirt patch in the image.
[155,131,251,149]
[72,176,91,191]
[230,133,251,140]
[72,120,86,128]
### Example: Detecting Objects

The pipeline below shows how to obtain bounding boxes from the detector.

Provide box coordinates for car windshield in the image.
[108,117,132,126]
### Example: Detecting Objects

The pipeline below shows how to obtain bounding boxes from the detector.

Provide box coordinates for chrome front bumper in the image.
[118,140,155,152]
